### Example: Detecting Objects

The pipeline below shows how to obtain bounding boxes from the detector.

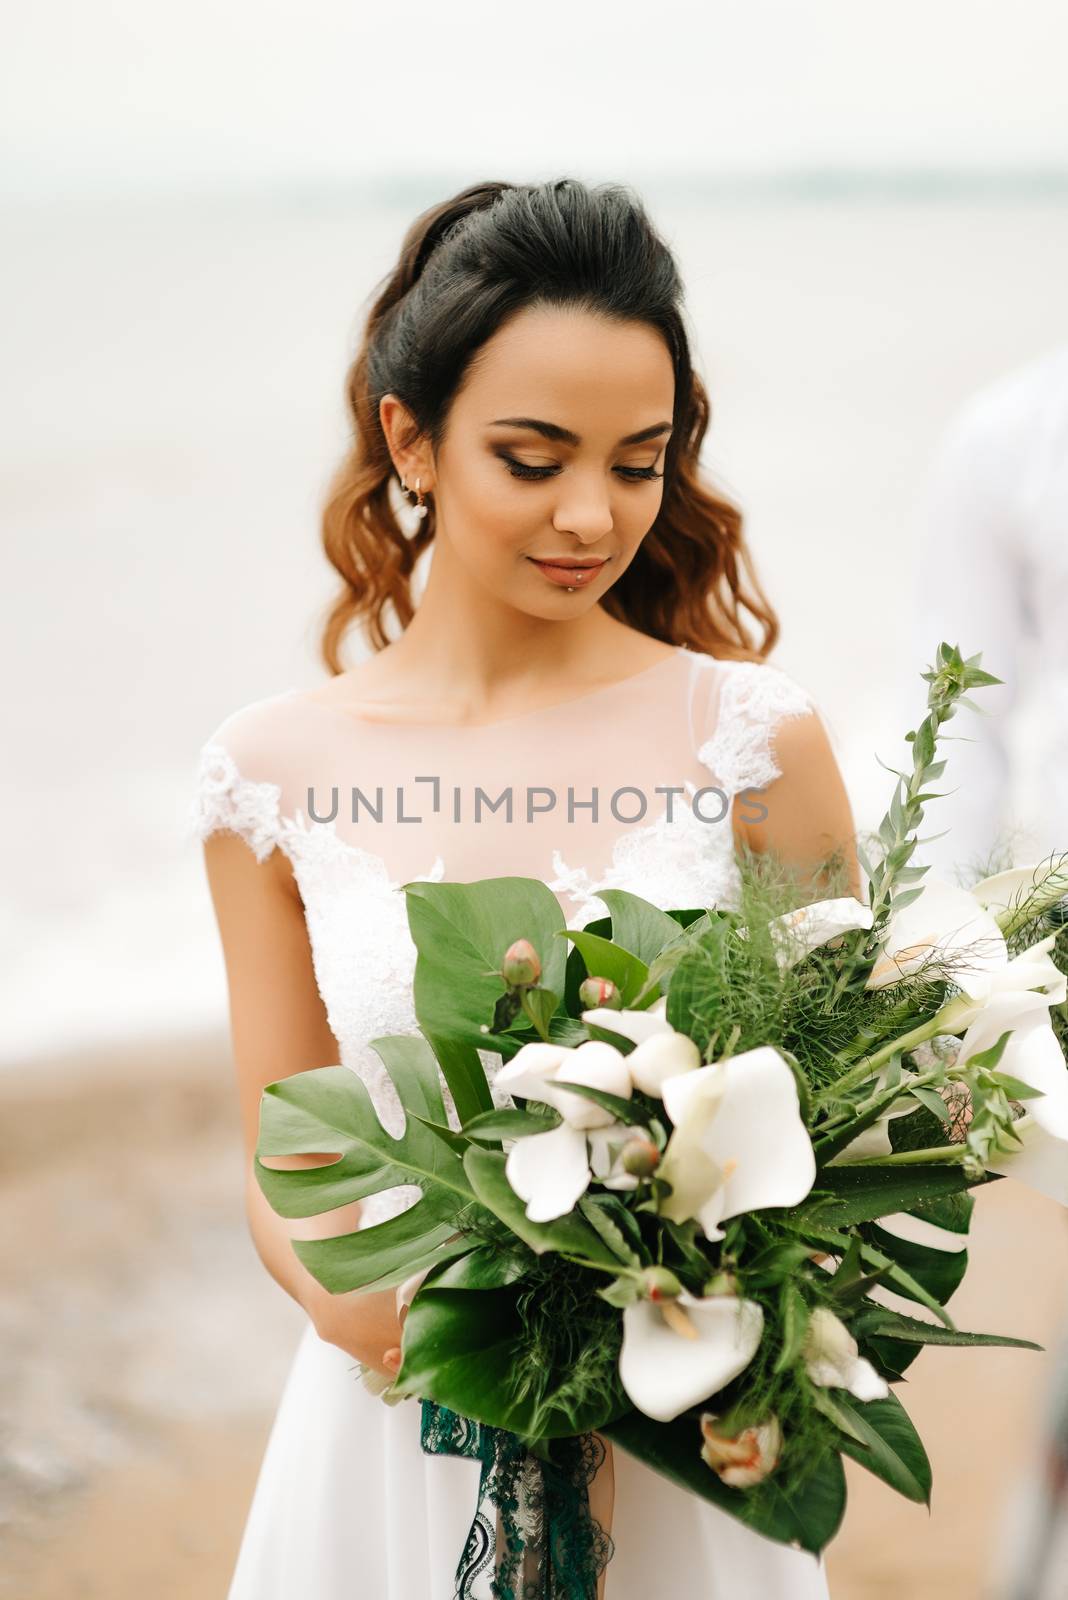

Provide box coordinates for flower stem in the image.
[815,1065,947,1134]
[830,1143,966,1167]
[815,995,972,1105]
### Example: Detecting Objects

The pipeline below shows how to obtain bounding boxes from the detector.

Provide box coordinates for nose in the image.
[551,474,614,543]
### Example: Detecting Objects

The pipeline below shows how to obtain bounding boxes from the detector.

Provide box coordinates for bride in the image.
[194,176,860,1598]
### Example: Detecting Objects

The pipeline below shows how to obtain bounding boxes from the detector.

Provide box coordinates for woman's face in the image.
[402,305,675,616]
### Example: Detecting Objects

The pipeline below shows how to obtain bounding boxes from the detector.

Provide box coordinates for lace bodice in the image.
[189,647,817,1225]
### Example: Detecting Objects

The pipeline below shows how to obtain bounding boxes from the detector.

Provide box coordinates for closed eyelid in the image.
[488,417,673,448]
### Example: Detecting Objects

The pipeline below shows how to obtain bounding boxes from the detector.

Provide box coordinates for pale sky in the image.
[3,0,1068,197]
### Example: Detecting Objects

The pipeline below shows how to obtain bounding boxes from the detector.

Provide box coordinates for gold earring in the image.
[398,473,428,520]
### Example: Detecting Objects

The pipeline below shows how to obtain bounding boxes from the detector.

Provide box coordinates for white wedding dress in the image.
[190,643,832,1599]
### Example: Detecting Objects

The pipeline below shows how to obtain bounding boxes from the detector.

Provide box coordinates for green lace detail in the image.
[421,1400,615,1599]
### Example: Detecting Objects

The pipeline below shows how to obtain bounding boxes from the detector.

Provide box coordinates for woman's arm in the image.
[732,709,863,901]
[202,828,406,1375]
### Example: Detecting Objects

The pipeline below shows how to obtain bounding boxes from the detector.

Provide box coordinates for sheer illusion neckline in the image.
[294,645,694,733]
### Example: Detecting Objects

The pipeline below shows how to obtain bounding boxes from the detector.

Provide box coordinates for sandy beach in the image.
[4,1029,1066,1598]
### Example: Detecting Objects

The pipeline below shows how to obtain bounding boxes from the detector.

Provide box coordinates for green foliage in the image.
[813,1390,931,1504]
[395,1276,626,1438]
[255,1038,484,1294]
[404,875,570,1070]
[850,1305,1043,1352]
[396,1243,629,1439]
[248,645,1059,1558]
[460,1105,561,1142]
[461,1145,623,1269]
[557,927,651,1006]
[600,1408,847,1554]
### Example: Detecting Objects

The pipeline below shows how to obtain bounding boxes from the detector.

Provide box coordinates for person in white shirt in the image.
[908,342,1068,884]
[908,347,1068,1600]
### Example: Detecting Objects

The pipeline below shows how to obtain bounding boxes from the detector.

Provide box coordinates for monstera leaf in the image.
[404,876,569,1069]
[255,1035,486,1295]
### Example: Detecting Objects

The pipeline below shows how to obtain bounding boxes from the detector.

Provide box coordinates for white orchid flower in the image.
[767,896,874,971]
[866,878,1008,994]
[494,1039,634,1221]
[803,1306,889,1401]
[581,995,703,1098]
[619,1289,765,1422]
[657,1047,817,1241]
[959,991,1068,1206]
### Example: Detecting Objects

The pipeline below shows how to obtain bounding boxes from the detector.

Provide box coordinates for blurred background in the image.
[3,2,1067,1594]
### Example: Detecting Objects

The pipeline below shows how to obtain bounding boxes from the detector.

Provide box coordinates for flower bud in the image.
[703,1269,738,1297]
[579,976,621,1010]
[699,1412,783,1487]
[642,1265,683,1302]
[802,1305,889,1401]
[621,1134,661,1178]
[502,939,541,988]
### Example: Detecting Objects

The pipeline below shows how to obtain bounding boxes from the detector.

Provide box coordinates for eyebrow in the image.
[488,417,673,447]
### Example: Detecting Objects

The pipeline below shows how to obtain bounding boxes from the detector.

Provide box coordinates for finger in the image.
[383,1346,402,1373]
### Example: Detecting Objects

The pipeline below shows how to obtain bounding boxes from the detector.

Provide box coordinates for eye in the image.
[497,453,664,483]
[499,454,558,481]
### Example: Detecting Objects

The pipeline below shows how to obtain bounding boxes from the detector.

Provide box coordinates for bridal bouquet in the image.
[254,644,1068,1594]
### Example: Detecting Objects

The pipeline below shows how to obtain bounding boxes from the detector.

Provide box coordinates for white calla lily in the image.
[496,1039,637,1219]
[658,1047,817,1241]
[551,1039,633,1128]
[945,932,1066,1033]
[971,859,1068,924]
[803,1306,889,1401]
[504,1119,594,1222]
[832,976,1068,1179]
[581,997,703,1098]
[958,991,1068,1205]
[495,1038,631,1128]
[767,896,874,971]
[625,1031,703,1097]
[619,1289,765,1422]
[865,878,1008,993]
[494,1040,575,1104]
[581,994,672,1045]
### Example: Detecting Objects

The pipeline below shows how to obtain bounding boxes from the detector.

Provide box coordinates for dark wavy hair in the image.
[319,177,779,671]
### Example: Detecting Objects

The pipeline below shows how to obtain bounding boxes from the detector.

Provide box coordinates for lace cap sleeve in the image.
[697,659,817,794]
[188,691,298,863]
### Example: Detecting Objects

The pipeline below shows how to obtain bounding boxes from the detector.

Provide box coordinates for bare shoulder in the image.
[733,705,861,898]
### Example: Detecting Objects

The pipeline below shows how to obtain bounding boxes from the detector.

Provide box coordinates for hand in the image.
[318,1266,429,1379]
[382,1264,431,1375]
[315,1283,404,1376]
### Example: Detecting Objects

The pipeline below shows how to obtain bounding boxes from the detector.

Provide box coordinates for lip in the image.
[528,556,609,589]
[532,557,608,567]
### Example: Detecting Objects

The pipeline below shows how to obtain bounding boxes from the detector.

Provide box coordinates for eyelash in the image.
[498,453,664,483]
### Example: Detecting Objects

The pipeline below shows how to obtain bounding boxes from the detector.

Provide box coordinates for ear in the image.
[379,393,435,490]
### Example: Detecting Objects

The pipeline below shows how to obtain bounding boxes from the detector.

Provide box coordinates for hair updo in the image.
[319,177,779,669]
